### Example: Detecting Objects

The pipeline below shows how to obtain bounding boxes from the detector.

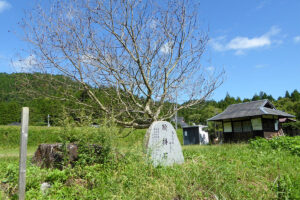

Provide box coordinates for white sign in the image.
[144,121,184,167]
[199,126,209,145]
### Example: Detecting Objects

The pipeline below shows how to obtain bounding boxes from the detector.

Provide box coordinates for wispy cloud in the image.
[255,64,267,69]
[0,1,11,13]
[210,36,226,51]
[210,26,281,55]
[294,36,300,43]
[11,55,37,72]
[256,0,271,10]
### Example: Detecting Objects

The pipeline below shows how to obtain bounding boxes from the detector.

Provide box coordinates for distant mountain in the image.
[0,73,299,129]
[0,73,77,102]
[0,73,80,125]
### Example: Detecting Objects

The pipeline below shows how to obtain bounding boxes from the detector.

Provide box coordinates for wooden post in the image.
[18,107,29,200]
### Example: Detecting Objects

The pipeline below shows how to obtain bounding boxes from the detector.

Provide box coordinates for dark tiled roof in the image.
[208,99,295,121]
[171,116,189,127]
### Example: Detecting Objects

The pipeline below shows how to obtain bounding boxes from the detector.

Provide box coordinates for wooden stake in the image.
[18,107,29,200]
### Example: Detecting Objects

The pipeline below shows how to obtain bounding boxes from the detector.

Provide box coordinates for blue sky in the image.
[0,0,299,101]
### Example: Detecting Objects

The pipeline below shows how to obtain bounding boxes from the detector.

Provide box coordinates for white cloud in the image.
[294,36,300,43]
[0,1,11,13]
[160,42,173,54]
[11,55,37,72]
[227,36,270,50]
[210,26,281,54]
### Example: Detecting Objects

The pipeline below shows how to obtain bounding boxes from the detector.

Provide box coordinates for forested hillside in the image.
[0,73,76,125]
[0,73,299,128]
[0,73,124,125]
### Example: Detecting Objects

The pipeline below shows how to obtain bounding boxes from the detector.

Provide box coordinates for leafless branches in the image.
[21,0,223,128]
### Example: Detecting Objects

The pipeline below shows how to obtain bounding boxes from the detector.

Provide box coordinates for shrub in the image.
[57,125,114,166]
[249,136,300,156]
[249,137,270,149]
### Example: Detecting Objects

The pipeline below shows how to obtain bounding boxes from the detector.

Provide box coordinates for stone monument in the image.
[144,121,184,167]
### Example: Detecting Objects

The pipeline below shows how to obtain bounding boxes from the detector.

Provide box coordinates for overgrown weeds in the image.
[250,136,300,199]
[250,136,300,156]
[1,129,300,199]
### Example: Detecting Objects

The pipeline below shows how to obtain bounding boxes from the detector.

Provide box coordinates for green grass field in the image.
[0,126,300,199]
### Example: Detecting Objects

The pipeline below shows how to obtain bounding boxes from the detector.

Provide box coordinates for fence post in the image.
[18,107,29,200]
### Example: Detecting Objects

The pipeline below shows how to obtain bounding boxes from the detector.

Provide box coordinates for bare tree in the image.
[21,0,223,128]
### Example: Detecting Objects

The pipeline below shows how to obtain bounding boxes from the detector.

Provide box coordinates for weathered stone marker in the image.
[144,121,184,167]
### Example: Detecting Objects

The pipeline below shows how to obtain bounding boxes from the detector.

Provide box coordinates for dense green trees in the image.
[0,101,21,124]
[0,73,136,125]
[179,103,222,125]
[0,73,299,127]
[291,89,300,102]
[0,73,71,125]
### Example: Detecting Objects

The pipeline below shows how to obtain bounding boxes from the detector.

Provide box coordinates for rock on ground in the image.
[32,143,103,169]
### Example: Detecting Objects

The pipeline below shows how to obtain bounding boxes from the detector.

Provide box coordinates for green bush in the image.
[249,137,270,149]
[250,136,300,156]
[57,124,114,166]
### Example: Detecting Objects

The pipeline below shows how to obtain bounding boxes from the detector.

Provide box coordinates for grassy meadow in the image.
[0,125,300,199]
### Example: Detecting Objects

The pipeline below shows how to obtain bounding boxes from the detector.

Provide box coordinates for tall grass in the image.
[0,126,63,149]
[0,126,300,199]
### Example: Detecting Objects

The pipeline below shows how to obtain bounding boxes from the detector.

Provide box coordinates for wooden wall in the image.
[221,115,279,143]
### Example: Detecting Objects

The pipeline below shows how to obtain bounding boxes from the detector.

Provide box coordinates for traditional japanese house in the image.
[208,99,295,142]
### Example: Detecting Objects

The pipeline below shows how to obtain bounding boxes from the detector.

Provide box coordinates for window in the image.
[224,122,232,132]
[263,118,275,132]
[233,121,242,132]
[251,118,262,130]
[275,120,279,131]
[242,121,252,132]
